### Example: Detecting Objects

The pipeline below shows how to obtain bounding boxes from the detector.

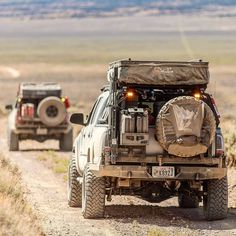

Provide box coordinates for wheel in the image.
[60,128,73,151]
[156,96,216,157]
[82,164,105,219]
[203,176,228,220]
[67,156,82,207]
[178,193,199,208]
[8,130,19,151]
[37,96,66,127]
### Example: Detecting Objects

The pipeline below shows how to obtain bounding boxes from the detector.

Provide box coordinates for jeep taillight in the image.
[210,95,220,119]
[16,109,22,124]
[61,96,70,109]
[215,129,225,157]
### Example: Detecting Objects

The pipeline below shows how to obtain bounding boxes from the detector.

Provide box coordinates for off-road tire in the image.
[82,164,105,219]
[203,176,228,220]
[60,129,73,151]
[178,193,199,208]
[8,130,19,151]
[68,156,82,207]
[37,96,67,127]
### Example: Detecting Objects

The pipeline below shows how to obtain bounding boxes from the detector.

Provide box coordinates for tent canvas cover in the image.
[108,60,209,86]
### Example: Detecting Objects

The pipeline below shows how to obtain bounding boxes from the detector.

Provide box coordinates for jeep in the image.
[6,82,73,151]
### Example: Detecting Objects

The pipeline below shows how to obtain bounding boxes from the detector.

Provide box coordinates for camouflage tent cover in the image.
[108,60,209,86]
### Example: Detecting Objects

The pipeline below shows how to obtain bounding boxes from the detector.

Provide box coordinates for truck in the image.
[6,82,73,151]
[68,59,227,220]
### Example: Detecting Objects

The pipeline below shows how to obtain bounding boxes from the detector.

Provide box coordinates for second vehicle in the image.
[6,82,73,151]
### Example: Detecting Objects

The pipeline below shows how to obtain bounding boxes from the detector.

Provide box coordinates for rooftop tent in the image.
[108,60,209,87]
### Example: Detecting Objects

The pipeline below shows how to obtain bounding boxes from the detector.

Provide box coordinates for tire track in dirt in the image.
[0,137,116,236]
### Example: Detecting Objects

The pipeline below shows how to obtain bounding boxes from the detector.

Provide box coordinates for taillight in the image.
[210,95,220,119]
[16,111,22,124]
[215,129,225,157]
[61,96,70,109]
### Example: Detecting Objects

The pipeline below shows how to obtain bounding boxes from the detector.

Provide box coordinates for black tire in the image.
[68,156,82,207]
[203,176,228,220]
[37,96,66,127]
[60,128,73,151]
[82,164,105,219]
[178,193,199,208]
[8,130,19,151]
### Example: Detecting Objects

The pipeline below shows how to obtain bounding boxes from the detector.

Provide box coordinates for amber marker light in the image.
[194,92,201,99]
[127,91,134,98]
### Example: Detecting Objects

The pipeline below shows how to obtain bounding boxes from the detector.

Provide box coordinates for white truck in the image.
[68,59,227,220]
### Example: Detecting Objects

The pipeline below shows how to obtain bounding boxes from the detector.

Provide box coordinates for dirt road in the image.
[0,118,235,236]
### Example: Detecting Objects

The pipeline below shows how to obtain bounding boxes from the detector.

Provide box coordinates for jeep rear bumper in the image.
[14,125,71,135]
[91,164,227,180]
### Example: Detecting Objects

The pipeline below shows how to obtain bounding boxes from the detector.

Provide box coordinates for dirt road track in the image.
[0,119,236,236]
[0,140,116,236]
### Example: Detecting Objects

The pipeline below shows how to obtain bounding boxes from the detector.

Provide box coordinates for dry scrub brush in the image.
[0,153,44,236]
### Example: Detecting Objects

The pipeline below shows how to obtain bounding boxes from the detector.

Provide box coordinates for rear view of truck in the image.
[69,59,227,221]
[6,82,72,151]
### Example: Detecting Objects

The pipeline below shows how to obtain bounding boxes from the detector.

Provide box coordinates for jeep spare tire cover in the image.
[156,96,216,157]
[37,96,66,127]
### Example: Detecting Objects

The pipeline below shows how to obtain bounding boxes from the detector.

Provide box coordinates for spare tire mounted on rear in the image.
[37,96,66,127]
[156,96,216,157]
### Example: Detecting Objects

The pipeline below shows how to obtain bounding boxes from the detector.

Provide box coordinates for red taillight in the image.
[62,96,70,109]
[216,133,225,157]
[210,95,220,119]
[16,109,22,124]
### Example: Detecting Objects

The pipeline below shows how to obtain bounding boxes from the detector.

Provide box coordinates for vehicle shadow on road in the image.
[19,148,59,152]
[105,204,236,231]
[18,148,72,153]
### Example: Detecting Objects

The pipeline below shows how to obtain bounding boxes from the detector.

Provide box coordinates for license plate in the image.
[37,128,47,135]
[152,166,175,178]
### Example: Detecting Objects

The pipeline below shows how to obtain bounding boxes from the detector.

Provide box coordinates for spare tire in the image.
[156,96,216,157]
[37,96,66,127]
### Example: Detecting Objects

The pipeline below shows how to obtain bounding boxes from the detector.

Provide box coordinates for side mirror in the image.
[5,104,13,110]
[70,113,85,125]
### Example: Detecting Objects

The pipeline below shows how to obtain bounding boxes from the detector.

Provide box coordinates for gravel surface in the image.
[0,118,235,236]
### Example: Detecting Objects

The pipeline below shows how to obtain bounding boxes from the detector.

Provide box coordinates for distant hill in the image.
[0,0,236,19]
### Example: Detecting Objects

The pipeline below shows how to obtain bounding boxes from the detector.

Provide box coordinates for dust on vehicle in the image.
[69,59,227,221]
[6,82,73,151]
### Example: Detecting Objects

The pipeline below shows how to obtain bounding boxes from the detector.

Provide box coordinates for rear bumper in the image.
[91,164,227,180]
[15,125,71,135]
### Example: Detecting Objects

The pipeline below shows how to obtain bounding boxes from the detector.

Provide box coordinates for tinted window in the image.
[86,98,101,124]
[91,95,108,124]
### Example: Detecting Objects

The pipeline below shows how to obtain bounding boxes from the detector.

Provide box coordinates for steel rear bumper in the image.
[91,165,227,180]
[14,125,71,135]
